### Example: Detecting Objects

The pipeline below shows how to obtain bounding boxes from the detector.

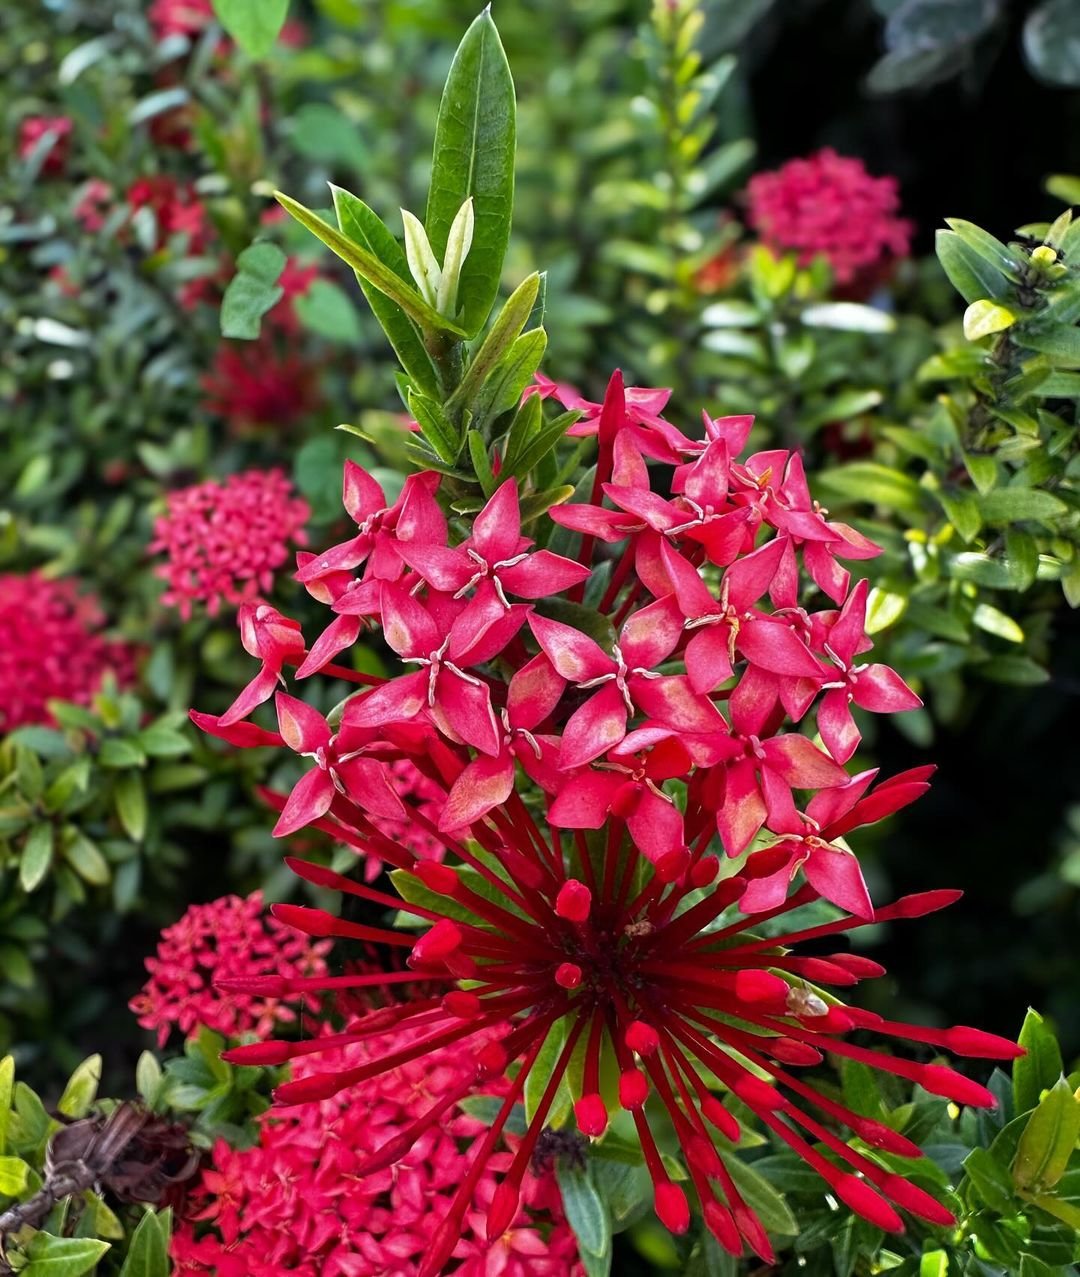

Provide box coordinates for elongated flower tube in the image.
[201,374,1020,1271]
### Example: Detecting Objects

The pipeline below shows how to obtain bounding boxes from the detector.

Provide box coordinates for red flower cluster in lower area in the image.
[200,371,1019,1271]
[172,1020,583,1277]
[745,149,912,289]
[150,468,310,619]
[130,891,331,1049]
[17,115,72,175]
[0,572,135,732]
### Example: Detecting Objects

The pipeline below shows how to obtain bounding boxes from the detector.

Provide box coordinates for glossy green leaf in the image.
[425,10,516,336]
[20,824,53,893]
[938,488,982,542]
[977,488,1069,524]
[1016,322,1080,365]
[946,218,1023,281]
[972,603,1024,643]
[474,328,547,424]
[23,1234,110,1277]
[720,1151,798,1235]
[557,1163,612,1262]
[1012,1078,1080,1192]
[963,299,1017,341]
[58,1054,101,1118]
[964,1146,1016,1214]
[0,1155,29,1195]
[816,462,925,513]
[220,242,286,340]
[211,0,289,59]
[0,1056,13,1154]
[276,192,465,337]
[936,229,1010,304]
[118,1208,170,1277]
[978,655,1051,686]
[407,390,462,465]
[65,832,110,885]
[114,772,147,842]
[448,272,540,412]
[1015,1010,1064,1113]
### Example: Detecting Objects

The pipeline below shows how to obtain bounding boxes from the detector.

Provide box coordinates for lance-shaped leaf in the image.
[275,191,466,337]
[448,272,540,413]
[425,9,516,337]
[1012,1078,1080,1193]
[332,187,439,396]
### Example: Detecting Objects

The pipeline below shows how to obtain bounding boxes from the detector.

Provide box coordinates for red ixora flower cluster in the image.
[200,371,1021,1273]
[172,1017,583,1276]
[130,891,331,1049]
[745,149,912,288]
[17,115,72,176]
[150,467,310,619]
[0,572,135,732]
[200,260,323,429]
[126,175,210,254]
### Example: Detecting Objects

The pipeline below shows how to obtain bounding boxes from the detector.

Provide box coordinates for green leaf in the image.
[525,1019,567,1125]
[938,488,982,542]
[1005,528,1040,590]
[964,299,1017,341]
[23,1235,110,1277]
[720,1152,798,1235]
[275,192,464,336]
[946,218,1023,281]
[816,463,925,514]
[972,603,1025,643]
[294,278,363,343]
[1016,322,1080,366]
[474,328,548,424]
[332,187,439,395]
[210,0,289,59]
[58,1055,101,1118]
[0,1057,13,1154]
[0,1155,29,1195]
[114,772,148,842]
[20,824,53,893]
[136,1052,164,1106]
[467,430,497,497]
[936,229,1010,304]
[977,488,1069,524]
[425,9,516,337]
[98,738,146,769]
[65,832,110,885]
[964,1146,1016,1213]
[448,273,540,412]
[963,450,999,494]
[1012,1078,1080,1191]
[557,1163,612,1260]
[1015,1010,1064,1113]
[220,242,286,340]
[864,587,908,634]
[407,390,462,465]
[800,302,895,332]
[977,655,1050,686]
[118,1208,170,1277]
